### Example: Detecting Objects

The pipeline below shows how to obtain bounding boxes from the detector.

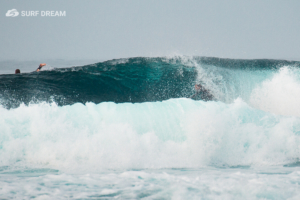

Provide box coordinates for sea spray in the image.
[250,66,300,116]
[0,98,300,172]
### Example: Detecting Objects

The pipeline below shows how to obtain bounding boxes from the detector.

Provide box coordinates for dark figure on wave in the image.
[190,84,214,101]
[36,63,46,71]
[15,63,46,74]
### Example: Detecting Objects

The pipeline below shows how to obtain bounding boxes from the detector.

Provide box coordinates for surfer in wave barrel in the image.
[190,84,214,101]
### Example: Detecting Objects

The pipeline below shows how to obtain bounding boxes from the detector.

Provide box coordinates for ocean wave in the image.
[0,56,299,109]
[0,98,299,172]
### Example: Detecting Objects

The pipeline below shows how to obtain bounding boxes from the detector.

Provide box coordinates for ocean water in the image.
[0,56,300,199]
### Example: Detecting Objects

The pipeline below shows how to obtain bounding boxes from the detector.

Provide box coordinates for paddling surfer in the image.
[14,63,46,74]
[36,63,46,72]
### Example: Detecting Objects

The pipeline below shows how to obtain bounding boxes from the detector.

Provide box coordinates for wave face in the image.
[1,56,299,109]
[1,56,300,171]
[0,57,198,108]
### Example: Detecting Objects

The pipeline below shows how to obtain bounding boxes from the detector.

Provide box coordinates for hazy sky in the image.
[1,0,300,61]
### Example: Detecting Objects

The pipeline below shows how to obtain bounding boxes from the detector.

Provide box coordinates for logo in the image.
[6,9,19,17]
[5,9,66,17]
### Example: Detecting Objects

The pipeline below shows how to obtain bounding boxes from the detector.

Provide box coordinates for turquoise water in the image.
[0,56,300,199]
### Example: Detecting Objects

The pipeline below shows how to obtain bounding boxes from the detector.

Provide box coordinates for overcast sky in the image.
[1,0,300,62]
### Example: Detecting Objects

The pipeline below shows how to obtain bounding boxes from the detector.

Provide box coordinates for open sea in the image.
[0,56,300,199]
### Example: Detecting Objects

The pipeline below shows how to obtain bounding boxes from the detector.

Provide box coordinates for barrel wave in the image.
[1,56,300,171]
[1,56,299,108]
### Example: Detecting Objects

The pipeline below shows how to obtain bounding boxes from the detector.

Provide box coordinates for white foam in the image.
[250,66,300,117]
[0,98,300,172]
[1,168,300,199]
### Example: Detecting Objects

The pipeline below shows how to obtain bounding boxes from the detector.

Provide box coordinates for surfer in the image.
[13,63,46,74]
[36,63,46,72]
[190,84,214,101]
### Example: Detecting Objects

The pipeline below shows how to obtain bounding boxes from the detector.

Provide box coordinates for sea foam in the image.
[0,98,299,172]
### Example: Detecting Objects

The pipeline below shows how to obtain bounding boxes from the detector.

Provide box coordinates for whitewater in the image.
[0,56,300,199]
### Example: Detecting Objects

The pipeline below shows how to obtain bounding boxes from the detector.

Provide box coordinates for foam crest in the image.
[250,66,300,117]
[1,99,300,172]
